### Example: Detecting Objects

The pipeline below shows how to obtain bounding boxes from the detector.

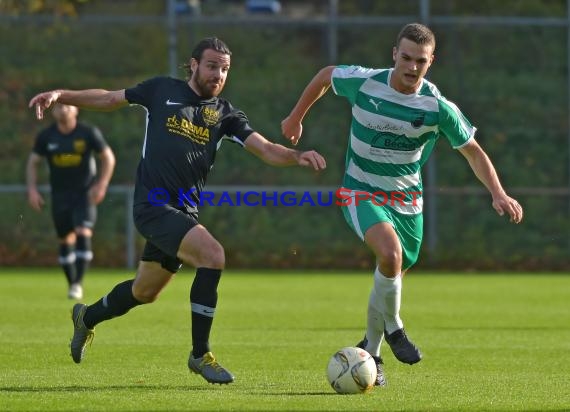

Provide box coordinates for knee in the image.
[75,227,93,237]
[131,285,159,304]
[60,232,76,244]
[178,226,226,269]
[377,249,402,276]
[182,241,225,269]
[202,242,225,269]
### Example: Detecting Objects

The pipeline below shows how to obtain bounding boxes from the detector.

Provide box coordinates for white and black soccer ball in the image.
[326,346,377,394]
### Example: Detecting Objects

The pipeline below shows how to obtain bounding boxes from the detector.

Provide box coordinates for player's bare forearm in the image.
[459,140,523,223]
[260,145,326,171]
[97,147,116,188]
[25,154,40,191]
[267,146,301,166]
[282,66,335,145]
[288,66,334,122]
[245,132,326,170]
[459,140,506,197]
[29,89,127,119]
[59,89,127,111]
[89,147,116,205]
[471,154,523,222]
[25,154,44,210]
[249,140,301,166]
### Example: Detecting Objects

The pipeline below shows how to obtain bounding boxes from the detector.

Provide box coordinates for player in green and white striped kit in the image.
[282,23,523,386]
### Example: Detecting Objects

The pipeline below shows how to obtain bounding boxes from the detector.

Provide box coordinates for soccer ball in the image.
[326,346,377,394]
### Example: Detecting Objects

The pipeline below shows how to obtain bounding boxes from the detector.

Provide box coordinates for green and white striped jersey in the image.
[331,65,476,215]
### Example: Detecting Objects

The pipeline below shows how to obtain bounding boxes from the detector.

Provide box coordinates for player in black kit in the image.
[29,37,326,384]
[26,103,115,300]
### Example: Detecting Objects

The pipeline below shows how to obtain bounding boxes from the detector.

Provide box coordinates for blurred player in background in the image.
[26,103,115,300]
[282,23,524,386]
[29,37,326,385]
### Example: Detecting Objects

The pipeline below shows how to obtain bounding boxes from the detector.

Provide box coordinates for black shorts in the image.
[133,202,198,273]
[51,191,96,238]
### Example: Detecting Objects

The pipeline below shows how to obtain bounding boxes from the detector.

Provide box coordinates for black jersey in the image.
[33,122,108,193]
[125,76,254,213]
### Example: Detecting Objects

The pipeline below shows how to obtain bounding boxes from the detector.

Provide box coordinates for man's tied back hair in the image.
[396,23,436,50]
[183,37,232,76]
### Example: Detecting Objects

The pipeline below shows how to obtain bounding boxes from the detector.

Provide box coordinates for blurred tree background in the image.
[0,0,568,270]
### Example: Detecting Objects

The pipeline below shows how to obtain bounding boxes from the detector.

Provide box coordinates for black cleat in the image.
[384,329,422,365]
[356,337,387,386]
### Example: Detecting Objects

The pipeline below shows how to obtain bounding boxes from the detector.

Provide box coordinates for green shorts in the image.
[340,194,423,271]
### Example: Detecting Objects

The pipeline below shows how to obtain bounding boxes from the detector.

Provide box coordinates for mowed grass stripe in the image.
[0,269,569,411]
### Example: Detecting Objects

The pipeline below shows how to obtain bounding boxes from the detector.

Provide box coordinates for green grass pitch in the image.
[1,269,569,411]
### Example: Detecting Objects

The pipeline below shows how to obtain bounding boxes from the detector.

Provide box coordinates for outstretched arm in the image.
[89,147,116,205]
[244,132,326,171]
[281,66,335,146]
[29,89,128,120]
[459,139,523,224]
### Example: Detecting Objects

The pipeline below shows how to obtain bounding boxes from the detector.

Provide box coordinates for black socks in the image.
[75,235,92,284]
[58,243,76,286]
[190,268,222,358]
[80,268,223,359]
[83,279,142,329]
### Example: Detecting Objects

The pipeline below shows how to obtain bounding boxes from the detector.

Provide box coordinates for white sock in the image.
[365,285,385,357]
[373,267,403,334]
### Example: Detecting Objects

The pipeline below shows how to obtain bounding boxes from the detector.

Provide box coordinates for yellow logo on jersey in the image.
[52,153,82,167]
[73,139,86,154]
[201,107,220,126]
[166,115,210,145]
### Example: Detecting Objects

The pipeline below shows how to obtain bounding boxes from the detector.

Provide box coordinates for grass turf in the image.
[0,269,569,411]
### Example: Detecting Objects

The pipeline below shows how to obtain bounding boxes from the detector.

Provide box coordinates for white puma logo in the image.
[369,98,382,111]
